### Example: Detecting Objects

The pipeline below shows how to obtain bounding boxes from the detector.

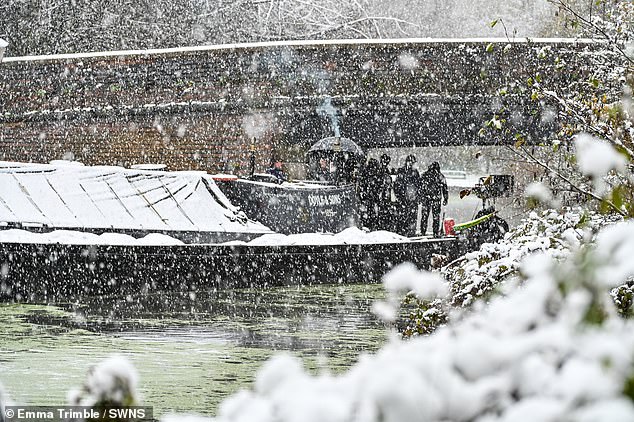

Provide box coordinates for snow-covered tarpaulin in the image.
[0,161,271,241]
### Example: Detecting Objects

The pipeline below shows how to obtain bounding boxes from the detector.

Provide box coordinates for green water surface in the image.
[0,284,387,417]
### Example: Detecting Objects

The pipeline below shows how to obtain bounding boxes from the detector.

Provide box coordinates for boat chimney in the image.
[0,38,7,63]
[333,136,341,152]
[249,138,256,178]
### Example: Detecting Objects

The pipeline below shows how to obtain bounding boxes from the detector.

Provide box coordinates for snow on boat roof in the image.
[222,226,455,246]
[3,38,600,63]
[230,227,412,246]
[0,225,450,247]
[0,161,270,234]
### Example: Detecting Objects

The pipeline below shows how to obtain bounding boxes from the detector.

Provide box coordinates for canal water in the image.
[0,283,387,417]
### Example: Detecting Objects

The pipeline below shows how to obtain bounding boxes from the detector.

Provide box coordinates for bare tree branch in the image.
[547,0,634,65]
[506,145,627,216]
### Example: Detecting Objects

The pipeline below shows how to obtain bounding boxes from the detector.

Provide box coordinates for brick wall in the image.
[0,39,609,175]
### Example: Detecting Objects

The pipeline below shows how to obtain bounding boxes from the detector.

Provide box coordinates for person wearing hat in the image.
[420,161,448,237]
[393,154,421,237]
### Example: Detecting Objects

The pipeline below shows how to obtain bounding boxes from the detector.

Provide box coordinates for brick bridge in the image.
[0,38,604,174]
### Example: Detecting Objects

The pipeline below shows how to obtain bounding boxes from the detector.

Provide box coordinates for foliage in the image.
[612,282,634,317]
[0,1,572,57]
[482,0,634,216]
[398,296,446,337]
[0,0,415,57]
[399,208,622,337]
[68,356,139,412]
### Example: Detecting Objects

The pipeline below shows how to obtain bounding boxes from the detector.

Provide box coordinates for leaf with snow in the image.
[524,182,553,203]
[382,262,448,299]
[397,52,419,70]
[575,133,627,194]
[68,355,139,407]
[594,222,634,288]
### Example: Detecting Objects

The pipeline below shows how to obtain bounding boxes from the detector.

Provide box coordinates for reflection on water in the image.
[0,283,387,416]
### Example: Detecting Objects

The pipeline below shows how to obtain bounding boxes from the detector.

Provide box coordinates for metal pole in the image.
[0,38,7,63]
[249,138,256,179]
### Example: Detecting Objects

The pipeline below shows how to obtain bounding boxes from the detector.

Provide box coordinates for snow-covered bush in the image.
[202,219,634,422]
[399,208,623,337]
[613,283,634,318]
[447,208,611,307]
[68,355,139,410]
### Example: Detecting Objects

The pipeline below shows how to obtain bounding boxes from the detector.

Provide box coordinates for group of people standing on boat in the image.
[267,149,448,237]
[358,153,448,237]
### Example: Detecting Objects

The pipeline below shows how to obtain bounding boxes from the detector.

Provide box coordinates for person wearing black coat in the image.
[358,158,382,230]
[393,154,421,237]
[376,153,395,231]
[420,161,448,237]
[315,157,332,182]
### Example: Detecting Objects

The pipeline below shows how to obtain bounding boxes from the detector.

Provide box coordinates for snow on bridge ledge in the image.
[0,161,271,239]
[2,37,599,63]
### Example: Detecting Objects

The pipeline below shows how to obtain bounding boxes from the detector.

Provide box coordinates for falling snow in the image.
[0,1,633,420]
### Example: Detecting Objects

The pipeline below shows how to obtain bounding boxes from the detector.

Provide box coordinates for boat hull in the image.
[0,238,462,302]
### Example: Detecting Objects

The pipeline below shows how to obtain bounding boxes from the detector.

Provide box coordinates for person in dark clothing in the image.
[420,161,448,237]
[315,157,331,182]
[266,161,287,182]
[393,154,421,237]
[376,153,395,231]
[358,158,382,229]
[341,152,360,185]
